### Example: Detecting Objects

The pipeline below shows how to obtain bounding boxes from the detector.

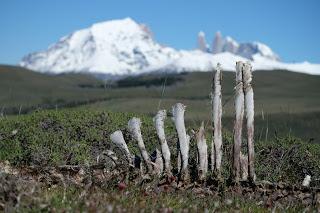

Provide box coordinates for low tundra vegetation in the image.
[0,109,320,211]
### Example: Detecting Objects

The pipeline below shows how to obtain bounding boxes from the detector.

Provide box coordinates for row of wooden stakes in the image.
[108,61,255,184]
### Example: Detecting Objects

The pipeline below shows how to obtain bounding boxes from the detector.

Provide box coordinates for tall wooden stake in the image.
[128,117,153,173]
[233,61,245,183]
[212,63,222,175]
[243,62,255,182]
[196,121,208,181]
[172,103,189,181]
[154,110,172,175]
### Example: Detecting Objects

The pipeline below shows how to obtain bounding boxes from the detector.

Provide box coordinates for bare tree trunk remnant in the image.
[172,103,189,181]
[243,62,255,182]
[128,117,153,173]
[240,152,248,181]
[110,130,133,165]
[233,61,245,183]
[154,110,171,175]
[210,139,215,172]
[196,122,208,181]
[153,148,164,175]
[212,64,223,175]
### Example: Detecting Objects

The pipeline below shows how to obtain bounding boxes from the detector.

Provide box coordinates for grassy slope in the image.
[1,65,320,140]
[0,65,108,112]
[2,65,320,115]
[83,70,320,141]
[85,70,320,116]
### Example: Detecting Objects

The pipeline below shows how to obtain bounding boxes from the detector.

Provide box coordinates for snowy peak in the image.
[237,42,280,61]
[223,36,239,54]
[211,31,224,54]
[211,32,240,54]
[20,18,173,75]
[197,31,210,52]
[20,18,320,76]
[211,31,280,61]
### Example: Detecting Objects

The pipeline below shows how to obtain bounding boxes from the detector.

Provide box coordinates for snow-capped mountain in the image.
[20,18,320,76]
[210,31,280,61]
[21,18,221,76]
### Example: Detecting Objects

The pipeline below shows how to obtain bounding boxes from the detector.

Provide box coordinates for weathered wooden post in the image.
[177,134,190,174]
[153,148,164,175]
[172,103,189,181]
[97,150,119,169]
[211,63,223,175]
[196,122,208,181]
[233,61,245,183]
[302,175,311,187]
[128,117,153,173]
[240,152,248,181]
[110,130,133,165]
[154,110,172,175]
[243,62,255,182]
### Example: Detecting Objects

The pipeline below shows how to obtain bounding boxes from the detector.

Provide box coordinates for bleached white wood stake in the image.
[154,110,171,175]
[233,61,245,182]
[128,117,153,173]
[210,74,214,172]
[210,139,215,172]
[105,150,118,161]
[153,148,164,175]
[212,64,223,175]
[110,130,133,165]
[177,150,181,173]
[196,122,208,181]
[172,103,189,181]
[243,62,255,182]
[302,175,311,187]
[186,134,190,160]
[177,134,190,174]
[98,150,118,165]
[240,152,248,181]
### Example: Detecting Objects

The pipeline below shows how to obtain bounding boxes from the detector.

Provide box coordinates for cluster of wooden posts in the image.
[109,61,255,184]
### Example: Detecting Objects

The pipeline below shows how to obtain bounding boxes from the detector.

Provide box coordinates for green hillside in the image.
[82,70,320,141]
[0,65,108,114]
[83,70,320,116]
[1,65,320,140]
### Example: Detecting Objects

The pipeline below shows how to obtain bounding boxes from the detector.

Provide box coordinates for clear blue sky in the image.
[0,0,319,64]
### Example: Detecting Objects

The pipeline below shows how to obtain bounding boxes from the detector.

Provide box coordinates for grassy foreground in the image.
[1,109,319,184]
[1,109,320,211]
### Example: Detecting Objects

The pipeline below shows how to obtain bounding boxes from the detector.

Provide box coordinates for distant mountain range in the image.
[198,31,280,61]
[20,18,320,76]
